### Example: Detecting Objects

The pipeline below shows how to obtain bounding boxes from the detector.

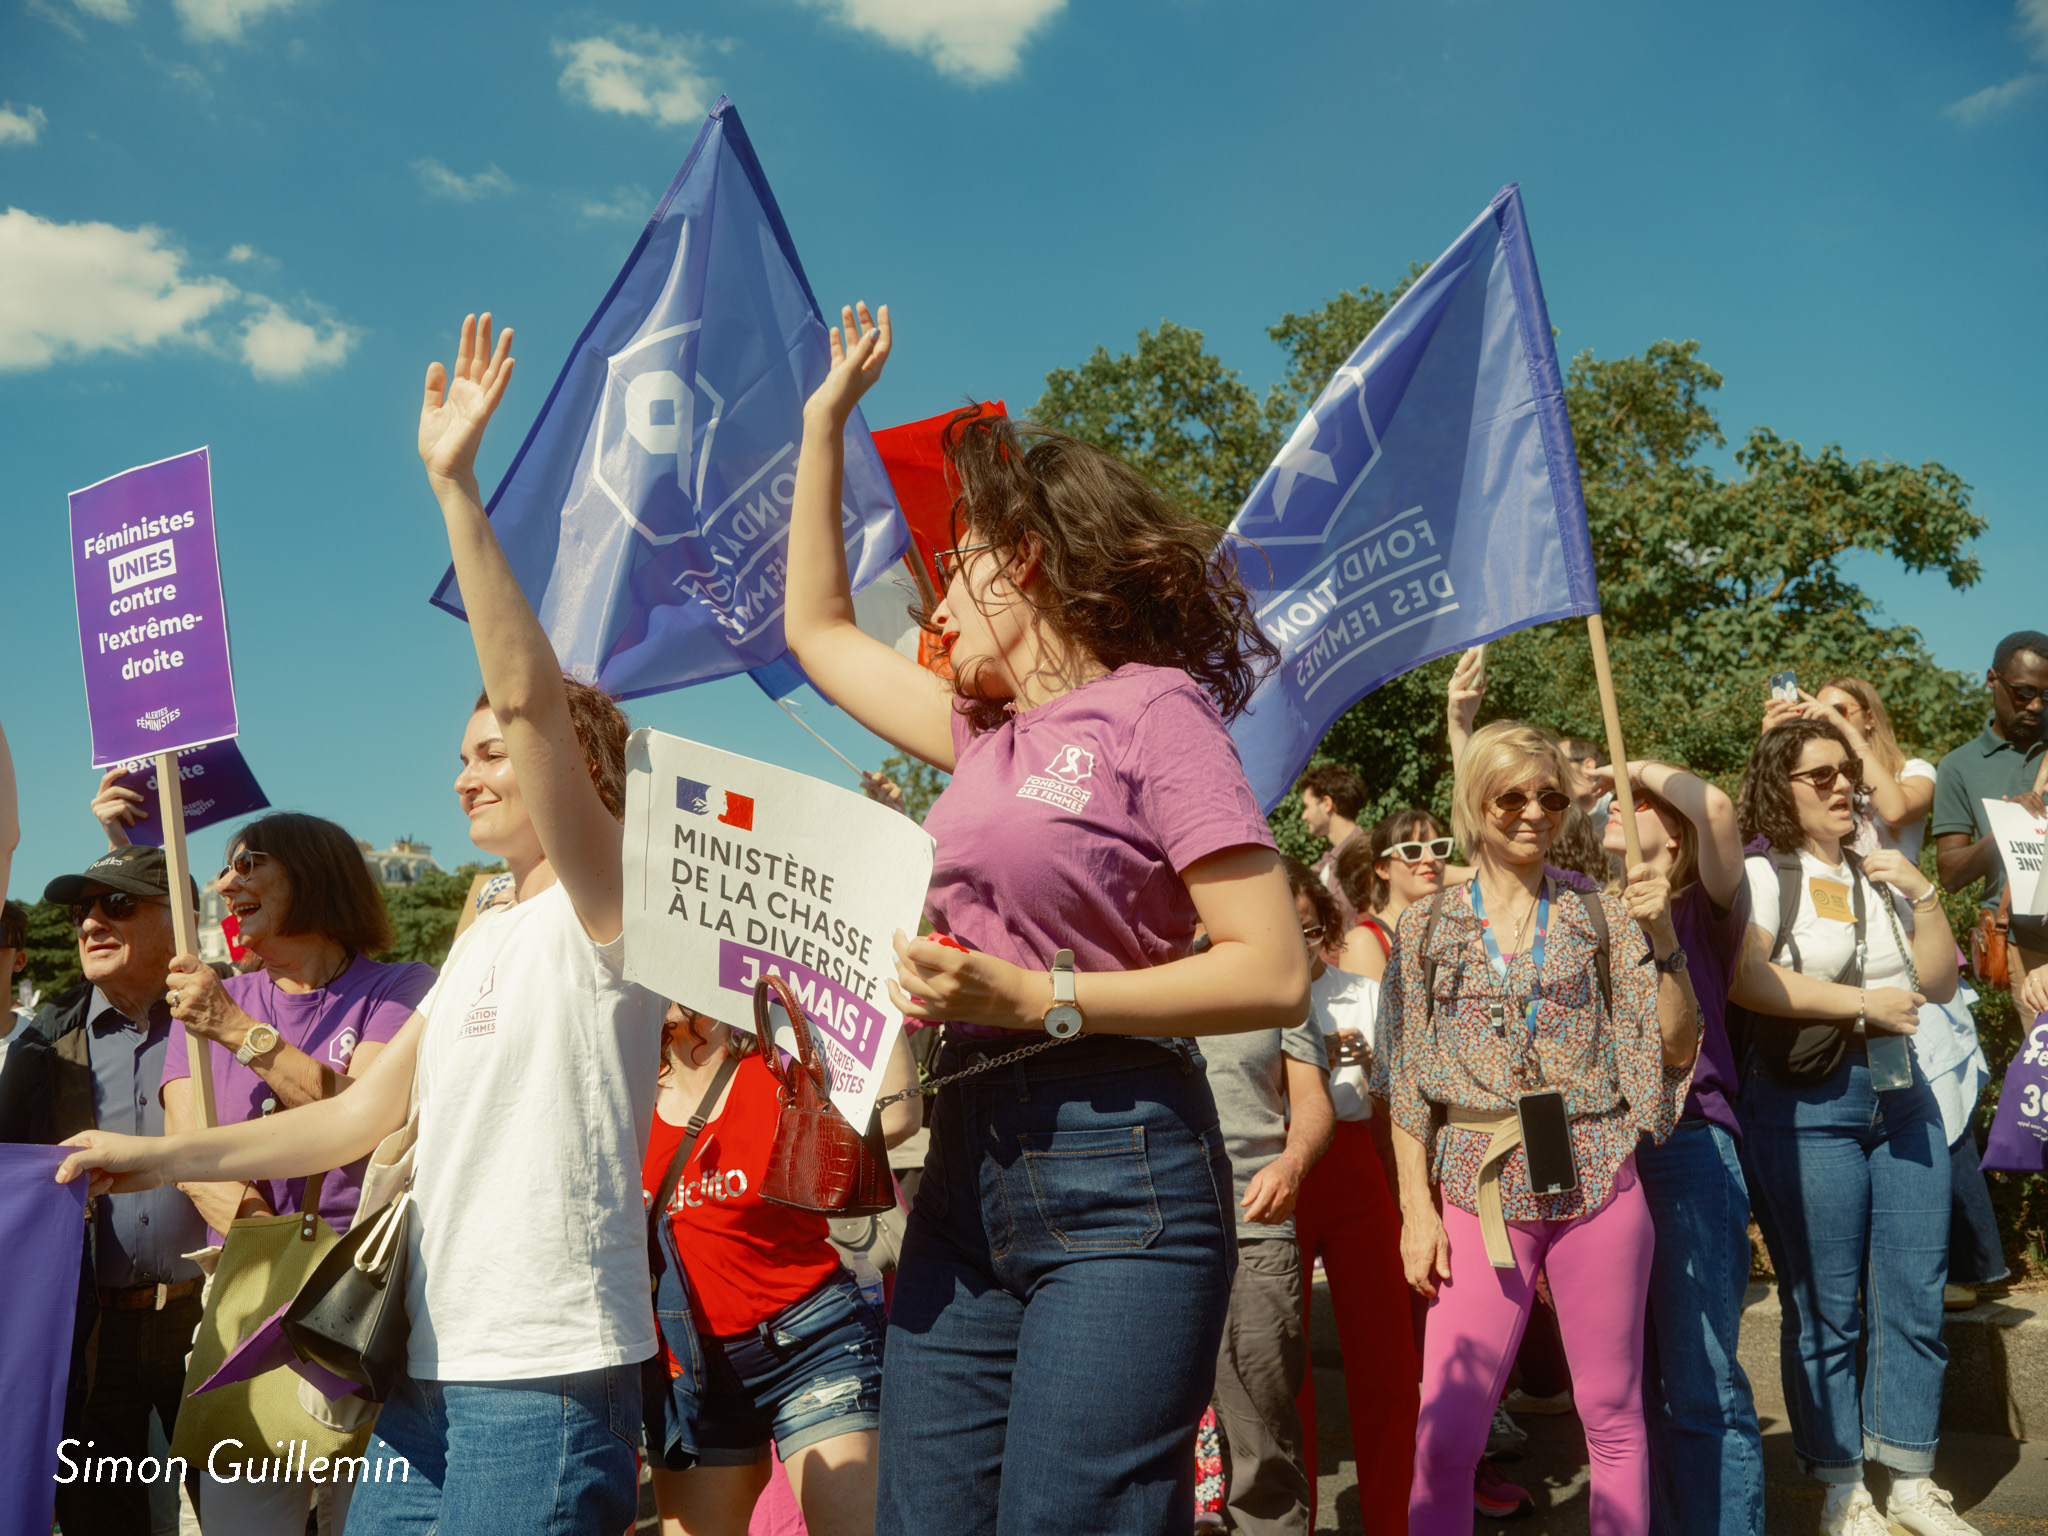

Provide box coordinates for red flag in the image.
[718,792,755,831]
[865,401,1004,679]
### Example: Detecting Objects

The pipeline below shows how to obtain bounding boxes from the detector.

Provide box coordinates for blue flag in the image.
[431,98,908,701]
[1226,184,1597,810]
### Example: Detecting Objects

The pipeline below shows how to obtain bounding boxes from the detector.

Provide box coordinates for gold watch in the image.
[235,1023,280,1066]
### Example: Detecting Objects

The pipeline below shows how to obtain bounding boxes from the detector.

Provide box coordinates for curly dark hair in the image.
[474,677,629,823]
[925,405,1278,733]
[1738,717,1860,852]
[1280,855,1340,940]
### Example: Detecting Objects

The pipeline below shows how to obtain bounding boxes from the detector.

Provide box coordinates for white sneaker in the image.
[1818,1484,1890,1536]
[1886,1481,1983,1536]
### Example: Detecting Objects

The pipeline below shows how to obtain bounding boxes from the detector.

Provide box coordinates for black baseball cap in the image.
[44,844,199,906]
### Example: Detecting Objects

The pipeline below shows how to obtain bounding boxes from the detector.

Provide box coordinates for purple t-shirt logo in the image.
[1016,744,1096,814]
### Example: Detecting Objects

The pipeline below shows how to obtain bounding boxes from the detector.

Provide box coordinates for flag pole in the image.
[1584,614,1642,869]
[772,697,867,778]
[156,750,217,1129]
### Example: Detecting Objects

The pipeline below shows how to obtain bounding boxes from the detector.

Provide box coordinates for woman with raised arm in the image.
[1726,719,1971,1536]
[1587,760,1761,1536]
[57,313,668,1534]
[1372,722,1698,1536]
[784,303,1308,1535]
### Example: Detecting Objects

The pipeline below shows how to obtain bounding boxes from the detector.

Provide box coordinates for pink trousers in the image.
[1410,1156,1652,1536]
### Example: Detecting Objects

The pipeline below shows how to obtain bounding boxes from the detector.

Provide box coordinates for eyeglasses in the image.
[1299,924,1326,943]
[66,892,167,927]
[1994,674,2047,707]
[215,848,271,883]
[1490,789,1572,816]
[936,542,995,585]
[1387,837,1454,862]
[1787,760,1862,795]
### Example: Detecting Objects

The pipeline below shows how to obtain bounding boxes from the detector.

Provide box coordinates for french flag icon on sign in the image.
[677,777,754,831]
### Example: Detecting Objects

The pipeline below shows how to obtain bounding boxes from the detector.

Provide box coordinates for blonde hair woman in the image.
[1372,721,1698,1535]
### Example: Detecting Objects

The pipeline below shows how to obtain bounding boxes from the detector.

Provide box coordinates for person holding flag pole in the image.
[782,300,1311,1536]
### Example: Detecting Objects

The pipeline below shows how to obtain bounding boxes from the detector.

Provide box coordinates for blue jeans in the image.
[1636,1119,1764,1536]
[696,1269,887,1462]
[1740,1053,1951,1479]
[878,1034,1236,1536]
[344,1365,642,1535]
[1948,1128,2011,1286]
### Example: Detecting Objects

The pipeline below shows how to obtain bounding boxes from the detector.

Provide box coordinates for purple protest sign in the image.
[69,447,238,768]
[112,737,269,845]
[719,937,890,1069]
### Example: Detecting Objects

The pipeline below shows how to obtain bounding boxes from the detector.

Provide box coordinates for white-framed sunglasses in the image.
[1386,837,1453,862]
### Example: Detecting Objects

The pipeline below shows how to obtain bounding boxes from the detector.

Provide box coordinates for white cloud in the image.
[553,28,715,126]
[0,104,47,146]
[172,0,304,44]
[71,0,136,20]
[0,208,355,381]
[412,158,516,201]
[0,208,236,369]
[237,298,357,380]
[577,185,650,221]
[796,0,1065,82]
[1946,0,2048,122]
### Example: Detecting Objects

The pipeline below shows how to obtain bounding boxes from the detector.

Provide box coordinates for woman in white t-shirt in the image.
[1763,675,1936,862]
[1728,717,1971,1536]
[58,313,667,1533]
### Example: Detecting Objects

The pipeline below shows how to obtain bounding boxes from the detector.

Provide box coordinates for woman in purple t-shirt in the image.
[1590,761,1758,1536]
[783,303,1310,1535]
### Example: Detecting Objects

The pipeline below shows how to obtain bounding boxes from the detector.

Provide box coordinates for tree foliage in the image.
[877,752,951,825]
[376,863,504,970]
[17,899,84,1004]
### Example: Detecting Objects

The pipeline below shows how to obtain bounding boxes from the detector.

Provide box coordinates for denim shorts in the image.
[694,1269,886,1464]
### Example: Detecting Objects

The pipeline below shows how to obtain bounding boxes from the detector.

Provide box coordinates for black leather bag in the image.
[281,1190,414,1403]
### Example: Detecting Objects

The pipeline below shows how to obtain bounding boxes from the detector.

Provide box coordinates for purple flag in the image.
[69,447,239,768]
[110,738,270,845]
[0,1146,86,1535]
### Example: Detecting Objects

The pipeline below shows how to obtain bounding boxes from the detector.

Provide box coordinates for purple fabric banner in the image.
[0,1146,86,1535]
[69,447,238,768]
[111,737,269,845]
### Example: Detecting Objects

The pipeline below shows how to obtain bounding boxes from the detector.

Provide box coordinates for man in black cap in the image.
[0,844,210,1536]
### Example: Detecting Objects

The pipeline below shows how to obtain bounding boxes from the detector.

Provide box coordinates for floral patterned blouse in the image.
[1368,880,1694,1222]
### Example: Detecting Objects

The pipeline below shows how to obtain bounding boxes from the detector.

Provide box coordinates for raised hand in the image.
[1446,645,1486,764]
[1623,862,1677,946]
[165,954,247,1043]
[419,312,516,489]
[803,302,891,430]
[887,928,1032,1031]
[90,767,143,848]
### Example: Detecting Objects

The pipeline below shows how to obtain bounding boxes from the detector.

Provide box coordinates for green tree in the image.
[876,752,950,825]
[376,863,504,969]
[18,899,84,1004]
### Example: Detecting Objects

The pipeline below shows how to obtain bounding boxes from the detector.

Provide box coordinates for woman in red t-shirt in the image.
[644,1005,913,1536]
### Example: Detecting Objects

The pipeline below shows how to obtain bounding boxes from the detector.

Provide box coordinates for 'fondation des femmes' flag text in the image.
[1225,184,1598,811]
[430,97,908,703]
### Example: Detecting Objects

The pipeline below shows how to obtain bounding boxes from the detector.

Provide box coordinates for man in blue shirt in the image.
[0,844,209,1535]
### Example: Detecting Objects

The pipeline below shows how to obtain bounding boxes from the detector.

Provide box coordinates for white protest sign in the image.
[1984,797,2047,915]
[622,727,936,1129]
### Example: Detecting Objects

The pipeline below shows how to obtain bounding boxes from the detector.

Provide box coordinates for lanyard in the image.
[1469,878,1548,1035]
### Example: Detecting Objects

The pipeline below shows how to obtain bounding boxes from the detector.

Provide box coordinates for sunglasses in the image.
[935,542,995,585]
[1787,760,1862,796]
[215,848,272,883]
[1387,837,1454,862]
[1995,674,2047,707]
[1491,789,1572,816]
[1299,923,1326,943]
[66,891,167,927]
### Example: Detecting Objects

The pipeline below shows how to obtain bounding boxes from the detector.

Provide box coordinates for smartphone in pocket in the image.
[1517,1090,1578,1196]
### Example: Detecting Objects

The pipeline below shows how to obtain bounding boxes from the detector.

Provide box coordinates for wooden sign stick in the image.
[155,749,217,1130]
[1585,614,1643,870]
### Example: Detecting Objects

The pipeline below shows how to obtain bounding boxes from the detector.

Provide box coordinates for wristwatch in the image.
[235,1023,281,1066]
[1043,950,1085,1039]
[1653,947,1690,976]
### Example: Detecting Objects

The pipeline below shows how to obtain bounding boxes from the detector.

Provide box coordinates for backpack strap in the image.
[1573,887,1613,1019]
[1418,890,1450,1031]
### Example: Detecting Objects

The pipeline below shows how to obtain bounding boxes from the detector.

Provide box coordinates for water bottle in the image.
[844,1250,887,1314]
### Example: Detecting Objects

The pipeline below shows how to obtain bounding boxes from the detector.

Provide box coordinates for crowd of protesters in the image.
[3,300,2043,1536]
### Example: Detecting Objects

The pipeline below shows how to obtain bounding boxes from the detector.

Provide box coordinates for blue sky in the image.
[3,0,2044,899]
